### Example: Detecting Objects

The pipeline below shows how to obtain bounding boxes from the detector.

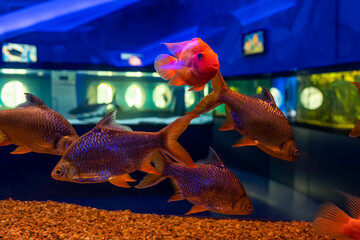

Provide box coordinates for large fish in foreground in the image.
[0,93,78,155]
[189,71,298,161]
[136,148,253,216]
[155,38,219,92]
[51,112,198,187]
[313,192,360,239]
[350,82,360,137]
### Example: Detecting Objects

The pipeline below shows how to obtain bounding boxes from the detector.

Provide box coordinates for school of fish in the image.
[1,37,360,237]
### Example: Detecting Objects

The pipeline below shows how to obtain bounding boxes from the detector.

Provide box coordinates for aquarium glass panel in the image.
[1,80,28,107]
[296,71,360,129]
[97,83,113,104]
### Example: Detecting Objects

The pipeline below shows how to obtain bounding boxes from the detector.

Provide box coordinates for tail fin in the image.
[190,70,227,115]
[313,202,351,238]
[350,120,360,137]
[135,151,168,189]
[159,113,198,168]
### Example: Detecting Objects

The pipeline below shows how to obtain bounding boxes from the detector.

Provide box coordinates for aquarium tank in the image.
[0,0,360,239]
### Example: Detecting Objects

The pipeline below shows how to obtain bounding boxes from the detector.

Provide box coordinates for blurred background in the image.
[0,0,359,221]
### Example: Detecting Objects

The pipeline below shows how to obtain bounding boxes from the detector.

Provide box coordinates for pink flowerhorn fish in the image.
[313,192,360,239]
[350,82,360,137]
[51,112,198,188]
[0,93,78,155]
[190,71,298,161]
[154,38,219,92]
[136,148,253,216]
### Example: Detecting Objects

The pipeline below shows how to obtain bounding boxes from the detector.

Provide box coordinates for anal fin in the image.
[219,104,234,131]
[109,174,135,188]
[11,145,32,154]
[168,180,184,202]
[185,204,208,215]
[232,137,258,147]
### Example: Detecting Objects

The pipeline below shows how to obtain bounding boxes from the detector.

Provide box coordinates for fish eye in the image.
[55,168,63,177]
[247,205,252,211]
[197,53,203,60]
[293,149,299,156]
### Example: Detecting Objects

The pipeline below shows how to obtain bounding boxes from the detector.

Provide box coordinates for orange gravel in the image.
[0,199,334,239]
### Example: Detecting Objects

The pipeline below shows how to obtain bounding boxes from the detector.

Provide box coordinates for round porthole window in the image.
[125,84,145,108]
[300,87,323,110]
[185,86,195,108]
[270,87,283,107]
[153,84,172,109]
[1,81,28,108]
[97,83,113,104]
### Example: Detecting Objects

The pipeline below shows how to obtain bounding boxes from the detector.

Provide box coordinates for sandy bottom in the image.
[0,199,333,239]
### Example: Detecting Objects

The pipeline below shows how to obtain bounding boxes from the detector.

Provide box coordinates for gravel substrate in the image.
[0,199,333,239]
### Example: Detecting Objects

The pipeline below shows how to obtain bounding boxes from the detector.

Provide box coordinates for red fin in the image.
[350,120,360,137]
[188,85,205,92]
[168,67,191,87]
[168,179,184,202]
[10,145,32,154]
[352,82,360,96]
[313,202,350,238]
[140,151,161,175]
[342,192,360,219]
[164,40,193,58]
[109,174,134,188]
[232,137,258,147]
[160,114,198,168]
[219,104,234,131]
[135,151,168,189]
[185,204,208,215]
[154,54,178,80]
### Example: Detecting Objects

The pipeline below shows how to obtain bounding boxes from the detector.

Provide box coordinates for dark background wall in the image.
[1,0,360,76]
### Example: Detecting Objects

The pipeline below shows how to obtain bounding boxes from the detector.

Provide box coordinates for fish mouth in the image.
[211,63,220,69]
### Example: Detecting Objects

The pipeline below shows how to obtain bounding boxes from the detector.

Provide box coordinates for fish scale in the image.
[165,162,246,211]
[0,94,78,155]
[52,112,198,186]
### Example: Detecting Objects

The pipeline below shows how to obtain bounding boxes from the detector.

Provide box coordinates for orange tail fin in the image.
[159,113,198,168]
[190,70,227,115]
[313,202,351,239]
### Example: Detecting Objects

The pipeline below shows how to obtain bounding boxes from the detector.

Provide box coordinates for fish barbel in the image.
[136,148,253,215]
[51,112,198,188]
[190,71,298,161]
[0,93,78,155]
[155,38,219,92]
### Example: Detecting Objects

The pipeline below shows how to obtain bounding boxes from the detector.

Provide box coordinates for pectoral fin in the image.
[188,85,205,92]
[219,104,234,131]
[185,204,208,215]
[168,67,191,87]
[109,174,135,188]
[11,145,32,154]
[0,130,11,146]
[232,137,258,147]
[140,151,161,175]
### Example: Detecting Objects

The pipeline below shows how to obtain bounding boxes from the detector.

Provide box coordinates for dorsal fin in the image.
[16,93,47,109]
[253,87,276,105]
[164,39,197,58]
[196,147,224,168]
[94,111,132,131]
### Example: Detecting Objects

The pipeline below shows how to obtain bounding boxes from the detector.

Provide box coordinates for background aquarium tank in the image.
[0,0,360,239]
